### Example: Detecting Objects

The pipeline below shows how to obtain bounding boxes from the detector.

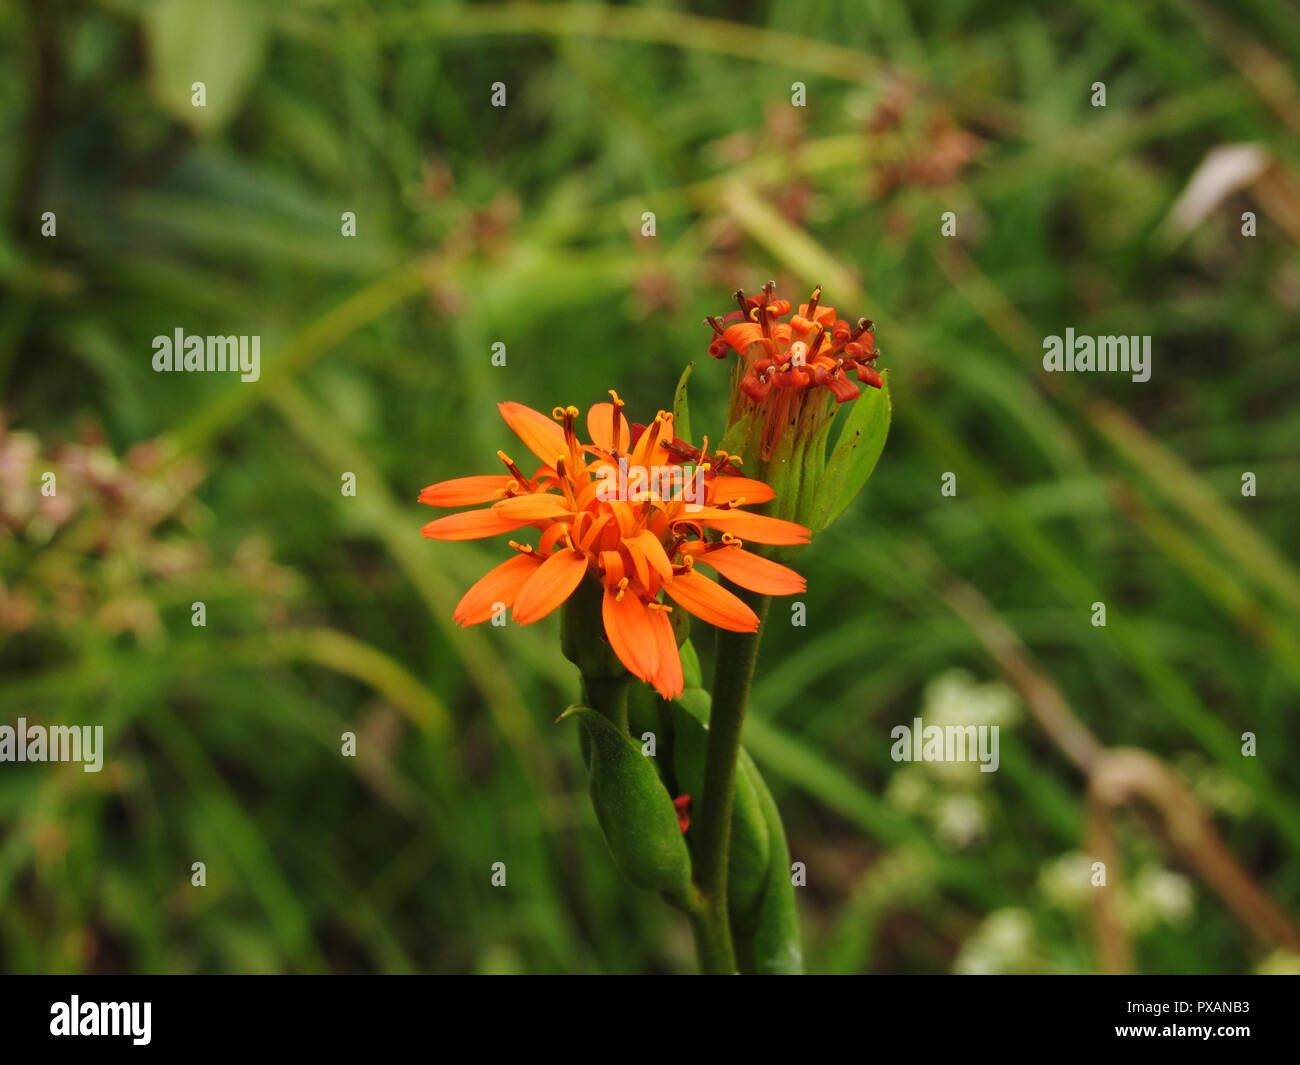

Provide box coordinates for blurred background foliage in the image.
[2,0,1299,974]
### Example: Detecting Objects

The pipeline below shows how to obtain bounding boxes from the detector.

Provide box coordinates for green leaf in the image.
[679,638,703,690]
[562,706,693,898]
[811,372,891,532]
[672,361,695,446]
[146,0,270,135]
[717,410,756,466]
[742,754,803,974]
[793,404,837,530]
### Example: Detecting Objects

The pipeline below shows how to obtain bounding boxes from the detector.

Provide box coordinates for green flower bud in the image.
[562,706,693,900]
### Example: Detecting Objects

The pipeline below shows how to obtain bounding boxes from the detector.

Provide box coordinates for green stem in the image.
[581,673,630,733]
[687,901,734,974]
[692,587,771,974]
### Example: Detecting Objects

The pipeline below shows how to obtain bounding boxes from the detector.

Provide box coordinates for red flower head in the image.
[420,394,809,699]
[707,282,881,459]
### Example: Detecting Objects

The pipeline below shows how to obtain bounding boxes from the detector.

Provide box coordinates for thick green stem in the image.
[687,900,734,974]
[692,587,771,974]
[581,673,630,733]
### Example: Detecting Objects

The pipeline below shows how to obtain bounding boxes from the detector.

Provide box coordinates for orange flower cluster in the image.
[707,282,881,458]
[420,395,809,699]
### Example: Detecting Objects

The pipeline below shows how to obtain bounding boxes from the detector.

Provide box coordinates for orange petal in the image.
[630,417,660,470]
[624,529,674,583]
[646,605,684,700]
[453,553,544,625]
[602,587,660,683]
[512,549,589,624]
[689,545,806,596]
[498,402,567,466]
[577,511,614,553]
[630,413,674,470]
[422,509,529,541]
[662,569,759,632]
[492,494,573,521]
[691,507,810,545]
[721,322,763,353]
[419,475,514,507]
[708,476,775,505]
[587,402,631,453]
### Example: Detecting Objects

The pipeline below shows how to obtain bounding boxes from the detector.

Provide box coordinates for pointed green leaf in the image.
[743,754,803,974]
[672,362,695,447]
[718,410,756,467]
[811,372,891,532]
[563,706,693,897]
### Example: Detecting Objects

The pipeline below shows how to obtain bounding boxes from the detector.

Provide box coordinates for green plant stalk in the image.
[692,586,772,973]
[582,673,631,733]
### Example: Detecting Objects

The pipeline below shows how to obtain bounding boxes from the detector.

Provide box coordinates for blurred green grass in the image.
[1,0,1298,973]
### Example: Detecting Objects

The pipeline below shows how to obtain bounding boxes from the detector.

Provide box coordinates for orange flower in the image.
[707,282,881,459]
[420,394,809,699]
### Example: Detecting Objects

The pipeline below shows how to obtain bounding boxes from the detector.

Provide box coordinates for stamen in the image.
[807,325,827,359]
[806,284,822,317]
[705,315,725,336]
[497,450,528,483]
[851,318,873,340]
[607,390,625,450]
[734,289,749,318]
[615,576,630,602]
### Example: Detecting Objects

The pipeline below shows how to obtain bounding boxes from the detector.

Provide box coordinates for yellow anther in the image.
[552,406,566,420]
[608,389,624,407]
